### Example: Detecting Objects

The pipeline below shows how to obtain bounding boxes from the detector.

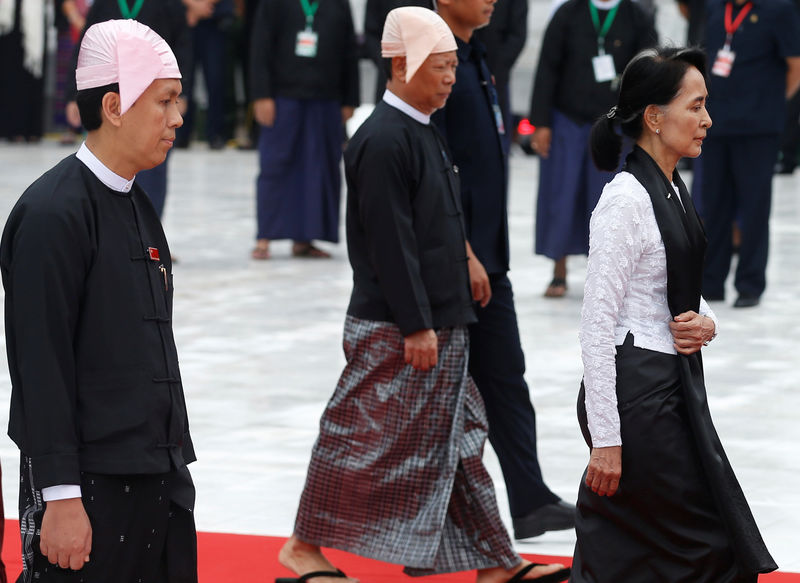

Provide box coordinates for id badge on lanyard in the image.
[295,0,319,58]
[712,2,752,78]
[296,29,318,57]
[589,1,619,83]
[592,53,616,83]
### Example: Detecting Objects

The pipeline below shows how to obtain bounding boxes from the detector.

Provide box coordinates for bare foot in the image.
[252,239,270,260]
[476,560,570,583]
[277,535,359,583]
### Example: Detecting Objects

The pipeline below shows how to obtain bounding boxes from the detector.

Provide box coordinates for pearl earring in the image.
[656,129,661,135]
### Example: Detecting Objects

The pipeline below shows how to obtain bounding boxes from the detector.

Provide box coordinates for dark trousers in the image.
[135,149,172,219]
[179,19,229,145]
[698,135,780,299]
[468,274,559,518]
[779,91,800,168]
[18,457,197,583]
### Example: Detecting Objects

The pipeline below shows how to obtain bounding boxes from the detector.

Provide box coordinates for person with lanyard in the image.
[572,46,776,581]
[65,0,191,221]
[431,0,576,542]
[276,8,570,583]
[1,20,197,583]
[693,0,800,307]
[529,0,656,298]
[249,0,359,260]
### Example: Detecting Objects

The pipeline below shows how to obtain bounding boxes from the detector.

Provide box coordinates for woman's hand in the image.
[586,446,621,496]
[669,310,715,355]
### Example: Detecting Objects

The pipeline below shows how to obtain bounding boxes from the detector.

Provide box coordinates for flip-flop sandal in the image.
[544,277,567,298]
[275,568,348,583]
[506,563,571,583]
[292,244,331,259]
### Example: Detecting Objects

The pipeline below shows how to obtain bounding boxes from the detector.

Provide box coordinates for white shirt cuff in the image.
[41,485,82,501]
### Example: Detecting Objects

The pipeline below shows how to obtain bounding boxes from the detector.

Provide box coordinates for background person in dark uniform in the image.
[696,0,800,307]
[432,0,576,540]
[529,0,656,297]
[775,0,800,174]
[676,0,707,46]
[178,0,237,150]
[1,20,197,583]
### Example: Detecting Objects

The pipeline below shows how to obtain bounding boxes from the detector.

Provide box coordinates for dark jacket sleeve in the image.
[2,192,94,488]
[341,0,361,107]
[363,0,387,67]
[493,0,528,79]
[167,0,192,84]
[529,2,568,127]
[250,0,275,99]
[355,133,433,335]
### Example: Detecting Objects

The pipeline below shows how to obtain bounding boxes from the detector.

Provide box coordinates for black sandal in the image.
[506,563,571,583]
[275,569,348,583]
[544,277,568,298]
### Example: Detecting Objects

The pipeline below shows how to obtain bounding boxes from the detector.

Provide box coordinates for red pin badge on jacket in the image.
[147,247,160,261]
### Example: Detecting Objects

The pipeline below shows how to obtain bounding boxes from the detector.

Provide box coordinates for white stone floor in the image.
[0,134,798,571]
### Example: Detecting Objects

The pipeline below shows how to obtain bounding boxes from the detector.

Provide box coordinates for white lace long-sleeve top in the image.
[579,171,718,447]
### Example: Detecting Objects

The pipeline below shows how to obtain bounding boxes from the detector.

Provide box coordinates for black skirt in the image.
[570,334,776,582]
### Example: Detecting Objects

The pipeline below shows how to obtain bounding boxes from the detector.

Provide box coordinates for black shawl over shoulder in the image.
[624,145,776,575]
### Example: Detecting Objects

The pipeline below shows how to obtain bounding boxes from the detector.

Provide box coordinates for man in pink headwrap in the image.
[276,7,569,583]
[1,19,197,583]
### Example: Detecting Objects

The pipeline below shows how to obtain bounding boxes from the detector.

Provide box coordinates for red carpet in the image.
[1,520,796,582]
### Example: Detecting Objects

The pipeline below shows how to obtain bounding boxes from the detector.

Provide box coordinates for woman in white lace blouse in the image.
[569,47,777,582]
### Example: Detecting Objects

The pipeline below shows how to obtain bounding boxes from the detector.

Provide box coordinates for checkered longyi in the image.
[294,316,519,575]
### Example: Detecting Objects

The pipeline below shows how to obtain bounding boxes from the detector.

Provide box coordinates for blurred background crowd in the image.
[0,0,798,296]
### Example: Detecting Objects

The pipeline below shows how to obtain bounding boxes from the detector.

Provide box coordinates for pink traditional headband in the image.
[76,19,181,115]
[381,7,456,82]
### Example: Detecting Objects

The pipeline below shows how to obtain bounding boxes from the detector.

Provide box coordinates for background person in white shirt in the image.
[570,46,776,581]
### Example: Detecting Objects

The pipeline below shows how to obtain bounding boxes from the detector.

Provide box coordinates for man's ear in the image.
[101,91,123,127]
[392,56,407,83]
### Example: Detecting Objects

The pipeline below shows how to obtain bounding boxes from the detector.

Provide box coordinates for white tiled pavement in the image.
[0,0,798,573]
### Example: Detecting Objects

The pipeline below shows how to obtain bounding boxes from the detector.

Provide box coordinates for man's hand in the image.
[183,0,216,26]
[531,127,552,159]
[39,498,92,571]
[669,310,715,355]
[466,241,491,308]
[404,329,438,371]
[586,445,621,497]
[253,98,276,127]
